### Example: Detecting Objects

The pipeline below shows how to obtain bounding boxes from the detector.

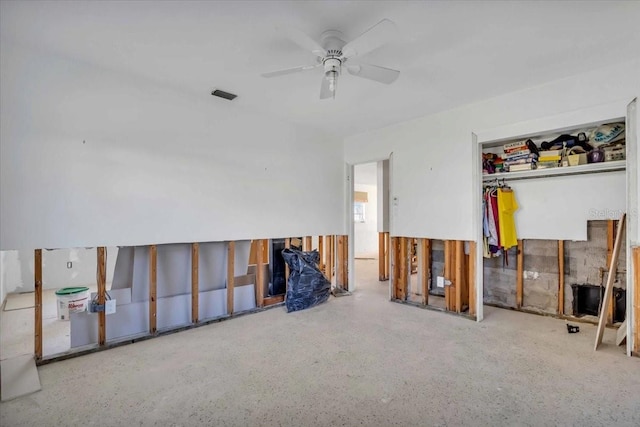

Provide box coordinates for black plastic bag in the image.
[281,248,331,313]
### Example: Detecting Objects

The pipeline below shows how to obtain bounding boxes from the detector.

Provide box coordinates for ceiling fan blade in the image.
[281,27,326,56]
[261,64,321,78]
[347,64,400,84]
[320,77,333,99]
[341,19,397,59]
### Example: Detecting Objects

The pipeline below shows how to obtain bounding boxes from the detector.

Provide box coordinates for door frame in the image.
[346,154,393,295]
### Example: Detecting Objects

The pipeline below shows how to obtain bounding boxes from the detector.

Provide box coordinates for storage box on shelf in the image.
[482,120,626,181]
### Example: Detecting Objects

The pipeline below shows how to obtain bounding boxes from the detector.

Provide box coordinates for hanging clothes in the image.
[482,187,502,258]
[487,190,500,249]
[497,187,518,250]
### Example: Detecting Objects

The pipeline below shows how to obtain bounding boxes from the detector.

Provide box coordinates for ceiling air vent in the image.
[211,89,237,101]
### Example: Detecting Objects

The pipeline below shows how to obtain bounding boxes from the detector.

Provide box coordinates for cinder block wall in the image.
[483,221,626,316]
[483,246,518,307]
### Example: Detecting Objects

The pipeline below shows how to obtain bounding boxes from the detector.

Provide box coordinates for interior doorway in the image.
[352,160,390,296]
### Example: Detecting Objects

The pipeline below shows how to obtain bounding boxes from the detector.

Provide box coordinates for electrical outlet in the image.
[66,262,73,269]
[436,276,451,288]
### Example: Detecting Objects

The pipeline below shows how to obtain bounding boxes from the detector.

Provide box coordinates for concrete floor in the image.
[1,259,638,426]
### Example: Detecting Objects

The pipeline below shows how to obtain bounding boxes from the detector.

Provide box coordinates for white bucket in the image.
[55,287,89,320]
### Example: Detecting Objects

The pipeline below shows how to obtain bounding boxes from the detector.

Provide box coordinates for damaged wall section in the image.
[483,221,626,318]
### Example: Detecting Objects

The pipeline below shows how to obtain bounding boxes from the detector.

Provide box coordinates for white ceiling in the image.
[2,1,640,138]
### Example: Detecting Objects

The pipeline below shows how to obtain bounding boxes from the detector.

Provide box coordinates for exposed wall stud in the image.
[397,237,407,300]
[468,242,477,317]
[558,240,565,316]
[97,247,107,346]
[420,239,431,305]
[304,236,312,251]
[191,243,199,323]
[336,235,348,290]
[149,245,157,335]
[595,214,625,350]
[391,237,399,299]
[325,235,333,280]
[227,241,235,315]
[607,220,616,324]
[633,246,639,355]
[34,249,43,360]
[455,241,464,313]
[516,240,524,309]
[318,236,324,271]
[255,239,265,308]
[384,232,390,280]
[285,238,291,284]
[444,241,452,311]
[379,232,386,281]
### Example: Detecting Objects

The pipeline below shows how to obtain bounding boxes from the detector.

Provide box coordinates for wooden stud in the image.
[443,241,452,310]
[248,240,258,265]
[227,241,235,315]
[343,235,349,289]
[336,236,343,287]
[595,213,625,350]
[398,237,408,300]
[463,244,470,310]
[255,239,265,308]
[324,236,332,280]
[420,239,431,305]
[262,238,269,262]
[391,237,399,299]
[304,236,312,251]
[285,238,291,284]
[379,232,386,281]
[191,243,199,323]
[385,232,390,280]
[633,247,640,355]
[449,241,456,311]
[455,241,464,313]
[336,235,345,289]
[97,247,107,346]
[443,241,449,308]
[318,236,324,271]
[34,249,43,360]
[607,220,616,325]
[263,294,285,306]
[468,241,477,317]
[558,240,565,316]
[516,239,524,309]
[149,245,157,335]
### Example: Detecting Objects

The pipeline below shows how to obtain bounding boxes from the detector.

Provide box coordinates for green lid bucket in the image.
[55,286,89,296]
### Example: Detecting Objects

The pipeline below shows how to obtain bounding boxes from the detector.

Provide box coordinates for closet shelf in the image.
[482,160,626,182]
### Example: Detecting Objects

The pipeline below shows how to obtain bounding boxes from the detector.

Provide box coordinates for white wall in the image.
[354,183,378,258]
[0,42,346,251]
[345,60,640,241]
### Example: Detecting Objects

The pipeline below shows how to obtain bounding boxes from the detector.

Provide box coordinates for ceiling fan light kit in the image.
[262,19,400,99]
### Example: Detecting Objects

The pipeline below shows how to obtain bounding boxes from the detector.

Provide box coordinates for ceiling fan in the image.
[261,19,400,99]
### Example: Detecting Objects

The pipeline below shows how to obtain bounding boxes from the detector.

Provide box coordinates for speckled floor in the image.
[1,260,638,426]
